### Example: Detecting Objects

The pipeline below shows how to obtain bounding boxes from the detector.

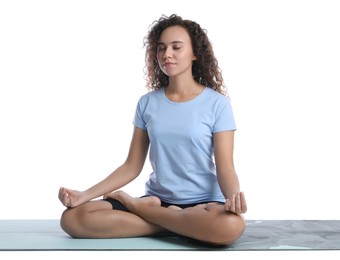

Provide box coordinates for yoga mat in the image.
[0,219,339,251]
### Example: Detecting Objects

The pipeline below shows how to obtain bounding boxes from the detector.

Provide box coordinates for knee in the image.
[207,214,246,246]
[60,207,84,238]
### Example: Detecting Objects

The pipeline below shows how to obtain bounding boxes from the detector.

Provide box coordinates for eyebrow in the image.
[157,41,184,45]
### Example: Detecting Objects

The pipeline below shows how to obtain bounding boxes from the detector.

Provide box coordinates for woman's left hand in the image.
[225,192,247,215]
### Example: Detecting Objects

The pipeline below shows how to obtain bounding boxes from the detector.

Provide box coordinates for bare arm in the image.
[214,130,247,214]
[59,127,149,207]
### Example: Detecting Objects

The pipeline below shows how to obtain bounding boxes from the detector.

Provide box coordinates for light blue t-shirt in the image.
[133,87,236,204]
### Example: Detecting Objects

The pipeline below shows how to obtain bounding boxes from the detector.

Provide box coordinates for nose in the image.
[163,46,172,59]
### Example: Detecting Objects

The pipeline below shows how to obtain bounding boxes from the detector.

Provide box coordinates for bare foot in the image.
[110,190,161,213]
[194,203,209,210]
[168,205,182,210]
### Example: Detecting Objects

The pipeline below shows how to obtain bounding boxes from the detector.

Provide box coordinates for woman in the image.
[59,14,247,246]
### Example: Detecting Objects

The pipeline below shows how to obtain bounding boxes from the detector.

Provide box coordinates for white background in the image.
[1,0,340,222]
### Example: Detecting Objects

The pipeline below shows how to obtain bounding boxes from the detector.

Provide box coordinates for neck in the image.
[165,76,205,102]
[167,74,200,94]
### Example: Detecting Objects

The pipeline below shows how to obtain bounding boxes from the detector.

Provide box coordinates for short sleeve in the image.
[213,97,237,133]
[132,97,147,130]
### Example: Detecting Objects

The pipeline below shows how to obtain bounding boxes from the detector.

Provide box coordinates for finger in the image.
[230,194,236,212]
[225,199,230,211]
[235,192,241,215]
[227,198,232,211]
[59,187,67,202]
[58,187,64,200]
[63,193,72,207]
[240,192,247,213]
[103,193,112,199]
[61,190,71,207]
[61,192,69,206]
[67,198,73,208]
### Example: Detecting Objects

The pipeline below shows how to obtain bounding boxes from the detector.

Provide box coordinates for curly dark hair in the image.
[143,14,226,95]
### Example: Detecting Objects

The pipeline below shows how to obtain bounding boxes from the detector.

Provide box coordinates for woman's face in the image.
[157,25,196,78]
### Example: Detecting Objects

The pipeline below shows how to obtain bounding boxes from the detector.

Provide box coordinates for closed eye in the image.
[157,41,183,51]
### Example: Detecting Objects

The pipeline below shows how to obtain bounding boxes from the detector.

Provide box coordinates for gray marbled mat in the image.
[0,219,339,251]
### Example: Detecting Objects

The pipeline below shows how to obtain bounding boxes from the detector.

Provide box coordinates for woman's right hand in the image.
[58,187,86,208]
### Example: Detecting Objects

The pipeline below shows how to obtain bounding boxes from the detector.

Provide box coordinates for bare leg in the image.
[111,191,246,245]
[60,199,164,238]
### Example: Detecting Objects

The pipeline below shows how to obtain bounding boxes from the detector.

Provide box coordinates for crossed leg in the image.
[60,199,164,238]
[109,191,246,245]
[60,191,245,245]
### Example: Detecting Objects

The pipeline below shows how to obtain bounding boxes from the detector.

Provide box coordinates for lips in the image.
[163,62,175,68]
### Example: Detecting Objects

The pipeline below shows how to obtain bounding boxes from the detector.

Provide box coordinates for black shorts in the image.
[103,197,224,212]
